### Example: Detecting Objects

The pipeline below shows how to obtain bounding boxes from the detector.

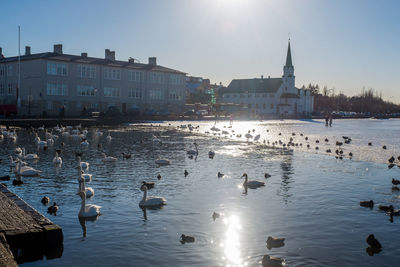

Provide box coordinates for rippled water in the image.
[2,119,400,266]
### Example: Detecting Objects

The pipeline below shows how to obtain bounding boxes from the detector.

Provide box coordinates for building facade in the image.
[220,42,314,116]
[0,45,186,116]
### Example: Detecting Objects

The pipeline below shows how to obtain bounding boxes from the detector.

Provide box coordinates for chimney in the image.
[128,57,135,63]
[53,44,63,54]
[148,57,157,65]
[81,52,87,57]
[25,46,31,56]
[105,49,115,60]
[0,47,3,58]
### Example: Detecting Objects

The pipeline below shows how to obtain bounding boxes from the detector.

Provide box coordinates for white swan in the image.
[80,140,89,146]
[21,148,39,160]
[15,147,23,155]
[9,156,27,170]
[77,156,90,170]
[187,142,198,155]
[139,185,166,208]
[245,133,253,139]
[106,134,112,142]
[78,167,94,198]
[15,160,42,177]
[242,173,265,188]
[76,191,101,218]
[155,159,170,166]
[101,153,117,162]
[53,152,62,166]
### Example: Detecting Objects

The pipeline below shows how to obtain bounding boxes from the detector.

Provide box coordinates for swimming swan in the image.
[53,152,62,166]
[77,191,101,218]
[242,173,265,188]
[21,148,39,160]
[101,153,117,162]
[77,156,90,170]
[15,160,42,177]
[139,185,166,208]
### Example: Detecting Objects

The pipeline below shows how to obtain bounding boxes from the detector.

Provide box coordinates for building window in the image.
[104,87,120,97]
[169,91,181,100]
[0,84,4,95]
[6,65,13,76]
[263,103,266,109]
[151,72,166,84]
[0,66,5,77]
[225,94,230,98]
[270,103,274,109]
[128,71,142,82]
[7,84,13,95]
[47,101,53,110]
[149,89,162,100]
[128,88,142,98]
[77,85,95,96]
[77,64,96,78]
[169,74,183,85]
[270,94,274,98]
[47,62,68,76]
[256,104,259,109]
[103,68,121,80]
[262,94,267,98]
[47,82,68,96]
[240,94,244,98]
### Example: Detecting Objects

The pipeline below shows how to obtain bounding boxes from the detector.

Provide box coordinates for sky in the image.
[1,0,399,102]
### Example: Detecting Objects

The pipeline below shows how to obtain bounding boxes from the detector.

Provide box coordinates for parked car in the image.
[105,106,121,116]
[196,110,208,116]
[127,107,141,116]
[183,110,196,116]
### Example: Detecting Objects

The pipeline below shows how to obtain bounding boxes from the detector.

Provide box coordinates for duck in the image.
[180,234,195,243]
[366,234,382,249]
[184,170,189,177]
[122,152,131,159]
[266,236,285,248]
[101,153,117,162]
[392,178,400,186]
[242,173,265,188]
[208,151,215,159]
[388,156,395,163]
[139,185,166,208]
[360,200,374,208]
[41,196,50,205]
[47,202,59,214]
[77,191,101,218]
[155,159,170,166]
[75,151,83,157]
[264,173,271,179]
[187,143,198,155]
[157,174,162,180]
[142,181,155,189]
[378,205,393,212]
[106,133,112,142]
[212,212,220,221]
[76,156,89,170]
[388,206,400,216]
[262,254,285,267]
[383,145,387,150]
[53,152,62,166]
[12,178,23,185]
[217,172,224,178]
[0,175,10,181]
[368,142,372,146]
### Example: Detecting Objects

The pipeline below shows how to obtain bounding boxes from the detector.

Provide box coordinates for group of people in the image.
[325,115,333,126]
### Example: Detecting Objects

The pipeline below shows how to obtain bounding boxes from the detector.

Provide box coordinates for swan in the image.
[9,156,27,170]
[15,160,42,177]
[21,148,39,160]
[101,153,117,162]
[95,131,103,137]
[53,152,62,166]
[106,134,112,142]
[155,159,170,166]
[15,147,23,155]
[187,142,198,155]
[80,139,89,146]
[46,138,54,146]
[208,151,215,158]
[77,191,101,218]
[139,185,166,208]
[77,156,90,170]
[245,133,253,139]
[78,167,94,198]
[242,173,265,188]
[254,134,261,141]
[37,140,47,147]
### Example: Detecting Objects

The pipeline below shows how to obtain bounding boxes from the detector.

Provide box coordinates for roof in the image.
[222,78,282,94]
[285,41,292,67]
[0,52,186,75]
[280,93,300,99]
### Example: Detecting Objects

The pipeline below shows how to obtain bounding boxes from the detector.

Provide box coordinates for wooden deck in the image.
[0,183,63,265]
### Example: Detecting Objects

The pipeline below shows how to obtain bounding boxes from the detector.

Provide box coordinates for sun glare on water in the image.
[222,215,246,266]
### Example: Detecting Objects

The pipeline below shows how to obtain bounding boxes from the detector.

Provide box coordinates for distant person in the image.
[325,116,329,126]
[81,106,88,116]
[329,115,333,127]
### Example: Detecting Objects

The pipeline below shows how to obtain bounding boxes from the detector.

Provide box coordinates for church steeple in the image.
[283,39,294,77]
[285,41,293,67]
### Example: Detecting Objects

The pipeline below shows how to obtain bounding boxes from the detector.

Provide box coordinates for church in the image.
[220,41,314,117]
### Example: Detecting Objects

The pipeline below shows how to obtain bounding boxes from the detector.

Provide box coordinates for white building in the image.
[221,41,314,116]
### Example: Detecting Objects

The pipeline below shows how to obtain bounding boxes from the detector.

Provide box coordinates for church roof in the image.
[285,41,292,67]
[223,78,282,94]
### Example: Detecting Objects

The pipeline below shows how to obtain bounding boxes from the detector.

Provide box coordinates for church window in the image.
[263,104,266,109]
[270,104,274,109]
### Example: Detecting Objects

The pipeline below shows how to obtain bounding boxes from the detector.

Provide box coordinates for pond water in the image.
[2,118,400,266]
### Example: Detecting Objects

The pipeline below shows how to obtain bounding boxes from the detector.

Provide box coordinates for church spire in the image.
[285,40,292,67]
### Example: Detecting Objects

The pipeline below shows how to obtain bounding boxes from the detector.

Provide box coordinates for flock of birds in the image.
[1,121,399,266]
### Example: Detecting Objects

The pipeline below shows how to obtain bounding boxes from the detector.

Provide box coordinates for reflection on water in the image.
[79,216,100,238]
[279,153,294,203]
[223,215,244,267]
